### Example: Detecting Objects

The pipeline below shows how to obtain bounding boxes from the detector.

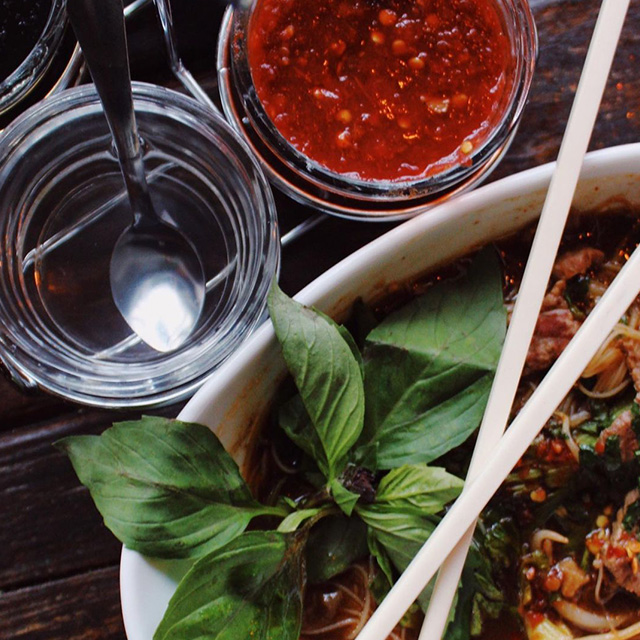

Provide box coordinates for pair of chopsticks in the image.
[356,1,632,639]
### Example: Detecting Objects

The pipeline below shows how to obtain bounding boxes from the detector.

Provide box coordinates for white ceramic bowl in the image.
[120,143,640,640]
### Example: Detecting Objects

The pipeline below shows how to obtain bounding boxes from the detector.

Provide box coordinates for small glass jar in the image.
[0,0,81,127]
[0,82,279,408]
[217,0,537,221]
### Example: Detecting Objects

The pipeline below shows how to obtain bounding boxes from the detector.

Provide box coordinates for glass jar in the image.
[217,0,538,221]
[0,82,279,408]
[0,0,81,128]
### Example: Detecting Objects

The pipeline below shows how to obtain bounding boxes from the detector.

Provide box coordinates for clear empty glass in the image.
[0,82,279,408]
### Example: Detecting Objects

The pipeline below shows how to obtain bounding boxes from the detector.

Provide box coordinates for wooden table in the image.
[1,0,638,638]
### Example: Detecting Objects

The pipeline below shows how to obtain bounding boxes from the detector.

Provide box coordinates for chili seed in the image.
[530,487,547,503]
[336,130,352,148]
[378,9,397,26]
[392,39,409,56]
[461,140,474,154]
[330,39,347,56]
[398,116,412,130]
[426,98,450,114]
[281,24,295,40]
[409,56,425,70]
[371,30,385,45]
[337,109,353,124]
[426,13,440,29]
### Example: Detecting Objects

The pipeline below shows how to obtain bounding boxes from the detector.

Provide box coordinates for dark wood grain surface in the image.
[1,0,639,638]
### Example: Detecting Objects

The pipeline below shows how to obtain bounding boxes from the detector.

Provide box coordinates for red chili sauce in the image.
[247,0,513,182]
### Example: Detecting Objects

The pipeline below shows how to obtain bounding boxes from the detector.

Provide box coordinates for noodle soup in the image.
[110,146,640,640]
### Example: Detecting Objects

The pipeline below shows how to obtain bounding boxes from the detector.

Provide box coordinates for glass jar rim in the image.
[0,0,69,116]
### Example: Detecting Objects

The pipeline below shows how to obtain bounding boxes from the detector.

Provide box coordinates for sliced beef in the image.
[525,308,582,374]
[602,490,640,596]
[541,280,569,312]
[523,247,605,374]
[596,409,639,462]
[552,247,605,281]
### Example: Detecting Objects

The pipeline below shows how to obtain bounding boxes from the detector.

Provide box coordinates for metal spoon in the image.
[66,0,205,353]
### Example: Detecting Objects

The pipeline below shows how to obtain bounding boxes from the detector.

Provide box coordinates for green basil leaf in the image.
[155,531,304,640]
[366,528,395,588]
[57,416,277,559]
[277,508,323,533]
[316,307,364,376]
[268,282,365,480]
[278,394,324,465]
[305,516,369,584]
[356,248,505,469]
[330,478,360,516]
[375,464,464,515]
[356,504,438,610]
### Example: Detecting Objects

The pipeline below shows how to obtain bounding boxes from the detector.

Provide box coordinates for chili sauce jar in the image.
[217,0,537,220]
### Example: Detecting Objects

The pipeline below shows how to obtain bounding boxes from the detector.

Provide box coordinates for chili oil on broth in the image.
[249,209,640,640]
[247,0,511,182]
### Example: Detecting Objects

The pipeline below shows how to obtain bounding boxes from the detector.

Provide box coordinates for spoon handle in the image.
[66,0,155,222]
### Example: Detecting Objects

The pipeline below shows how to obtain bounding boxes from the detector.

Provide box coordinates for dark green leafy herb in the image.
[154,531,304,640]
[268,282,365,480]
[278,394,324,467]
[277,507,325,533]
[446,543,505,640]
[374,464,464,515]
[564,274,590,318]
[355,248,506,470]
[330,478,361,516]
[305,516,369,584]
[356,504,438,610]
[56,416,283,559]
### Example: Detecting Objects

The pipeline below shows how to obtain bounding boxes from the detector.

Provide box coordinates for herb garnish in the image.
[58,248,507,639]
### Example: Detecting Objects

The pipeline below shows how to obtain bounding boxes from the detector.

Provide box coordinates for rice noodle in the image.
[552,600,636,633]
[578,318,640,400]
[556,411,581,462]
[578,377,631,400]
[301,560,382,640]
[532,529,570,551]
[303,619,360,635]
[271,443,299,474]
[576,619,640,640]
[570,409,592,427]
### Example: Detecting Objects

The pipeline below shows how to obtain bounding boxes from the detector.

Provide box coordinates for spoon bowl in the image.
[67,0,206,351]
[110,217,205,352]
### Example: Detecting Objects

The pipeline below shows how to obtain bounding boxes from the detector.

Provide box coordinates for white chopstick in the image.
[416,0,631,637]
[354,0,632,638]
[355,192,640,640]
